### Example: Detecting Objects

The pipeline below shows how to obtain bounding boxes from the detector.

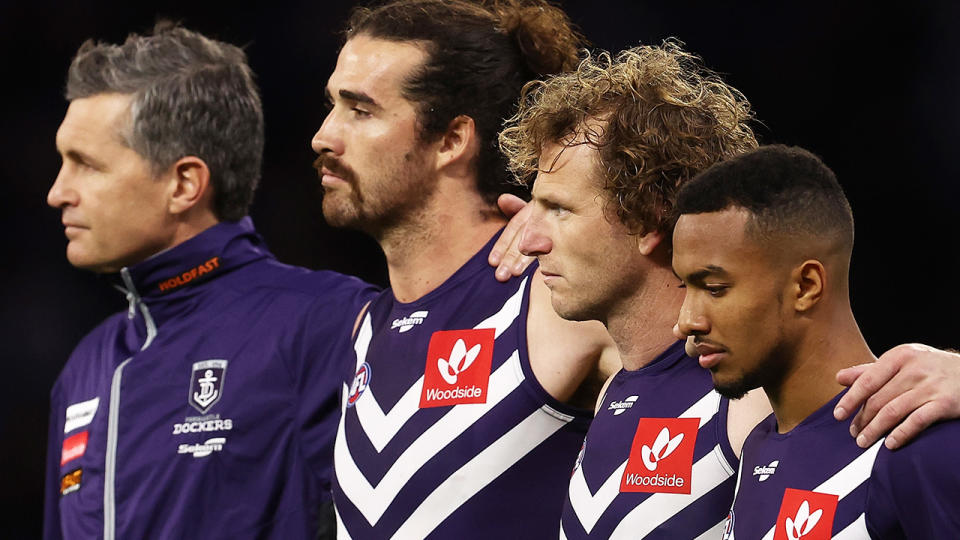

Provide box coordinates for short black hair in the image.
[677,145,854,248]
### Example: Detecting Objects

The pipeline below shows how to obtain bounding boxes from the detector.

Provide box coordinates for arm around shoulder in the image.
[526,270,619,410]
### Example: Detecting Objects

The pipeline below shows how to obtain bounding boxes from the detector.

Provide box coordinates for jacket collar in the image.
[118,217,271,302]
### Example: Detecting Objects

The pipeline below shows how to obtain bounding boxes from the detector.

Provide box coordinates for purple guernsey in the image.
[44,218,378,539]
[333,232,592,538]
[562,340,738,539]
[726,391,960,539]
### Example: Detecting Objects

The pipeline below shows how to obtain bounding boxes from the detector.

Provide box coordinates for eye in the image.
[705,285,728,298]
[545,201,569,217]
[352,107,372,118]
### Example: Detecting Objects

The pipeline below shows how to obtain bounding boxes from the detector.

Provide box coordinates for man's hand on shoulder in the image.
[489,194,535,282]
[834,343,960,450]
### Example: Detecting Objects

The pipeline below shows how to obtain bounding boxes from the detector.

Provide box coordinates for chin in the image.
[551,298,601,323]
[321,199,362,229]
[712,369,764,401]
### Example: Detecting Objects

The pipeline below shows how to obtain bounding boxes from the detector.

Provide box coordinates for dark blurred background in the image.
[3,1,957,536]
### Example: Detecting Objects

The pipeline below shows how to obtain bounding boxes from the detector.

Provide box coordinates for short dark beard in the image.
[713,368,766,400]
[713,331,792,400]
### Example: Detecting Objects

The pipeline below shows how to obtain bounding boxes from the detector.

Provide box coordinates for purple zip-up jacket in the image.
[43,218,378,540]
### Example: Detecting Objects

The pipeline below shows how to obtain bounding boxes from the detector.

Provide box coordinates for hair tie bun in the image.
[491,1,584,77]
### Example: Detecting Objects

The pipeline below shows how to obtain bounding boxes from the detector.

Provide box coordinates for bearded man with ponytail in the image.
[312,1,619,537]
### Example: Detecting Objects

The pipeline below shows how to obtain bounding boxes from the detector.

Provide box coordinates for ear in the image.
[167,156,212,215]
[436,115,478,174]
[792,260,825,312]
[636,230,665,256]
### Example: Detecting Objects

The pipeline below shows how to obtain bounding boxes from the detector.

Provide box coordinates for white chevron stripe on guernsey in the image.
[475,277,527,337]
[354,312,373,371]
[392,404,573,539]
[610,444,735,539]
[351,314,423,452]
[567,389,724,533]
[349,278,528,453]
[760,439,884,540]
[335,506,352,540]
[693,518,726,540]
[336,351,525,526]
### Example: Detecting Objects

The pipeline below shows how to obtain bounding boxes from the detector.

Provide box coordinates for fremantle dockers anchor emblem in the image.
[189,360,228,413]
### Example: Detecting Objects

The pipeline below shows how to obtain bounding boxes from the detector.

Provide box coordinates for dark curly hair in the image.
[345,0,585,204]
[500,41,758,238]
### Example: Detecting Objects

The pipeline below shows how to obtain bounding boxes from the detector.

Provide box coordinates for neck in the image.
[766,304,874,433]
[605,265,685,371]
[377,179,505,303]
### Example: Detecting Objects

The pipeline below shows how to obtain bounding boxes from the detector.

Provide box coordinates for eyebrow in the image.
[675,265,727,283]
[62,148,106,170]
[326,87,380,108]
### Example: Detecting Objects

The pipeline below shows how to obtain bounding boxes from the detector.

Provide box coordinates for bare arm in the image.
[725,388,772,458]
[834,343,960,450]
[526,269,620,410]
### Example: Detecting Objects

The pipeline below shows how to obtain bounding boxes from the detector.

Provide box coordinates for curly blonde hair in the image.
[499,41,758,236]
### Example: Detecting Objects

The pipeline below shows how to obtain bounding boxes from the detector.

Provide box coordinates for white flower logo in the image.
[437,339,482,384]
[640,427,684,471]
[785,500,823,540]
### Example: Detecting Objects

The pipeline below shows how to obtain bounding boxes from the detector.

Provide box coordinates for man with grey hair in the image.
[43,23,376,539]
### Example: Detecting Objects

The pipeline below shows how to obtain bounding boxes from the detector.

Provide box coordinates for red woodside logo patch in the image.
[774,488,838,540]
[419,329,495,408]
[621,417,699,494]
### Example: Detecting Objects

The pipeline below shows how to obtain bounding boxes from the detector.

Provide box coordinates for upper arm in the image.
[867,426,960,537]
[594,370,619,416]
[526,270,619,407]
[726,388,772,458]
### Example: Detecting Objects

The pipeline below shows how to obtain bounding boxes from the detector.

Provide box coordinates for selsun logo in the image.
[391,310,429,333]
[158,256,221,292]
[774,489,838,540]
[754,460,779,481]
[621,417,699,494]
[178,437,227,458]
[608,395,638,415]
[419,329,494,408]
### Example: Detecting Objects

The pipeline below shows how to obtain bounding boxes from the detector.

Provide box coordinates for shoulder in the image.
[875,420,960,475]
[867,421,960,536]
[220,259,379,307]
[59,310,129,366]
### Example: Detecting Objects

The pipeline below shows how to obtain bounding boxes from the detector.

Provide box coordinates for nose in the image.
[676,292,709,339]
[47,163,76,209]
[518,206,552,257]
[311,112,344,156]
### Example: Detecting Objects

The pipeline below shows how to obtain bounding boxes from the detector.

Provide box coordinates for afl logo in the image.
[722,509,735,540]
[572,440,586,477]
[347,363,371,407]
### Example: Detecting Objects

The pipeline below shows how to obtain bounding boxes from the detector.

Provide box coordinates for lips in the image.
[315,156,354,189]
[692,340,727,369]
[538,267,561,286]
[61,219,87,236]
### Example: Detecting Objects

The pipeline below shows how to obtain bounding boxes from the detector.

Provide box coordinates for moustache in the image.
[313,155,355,184]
